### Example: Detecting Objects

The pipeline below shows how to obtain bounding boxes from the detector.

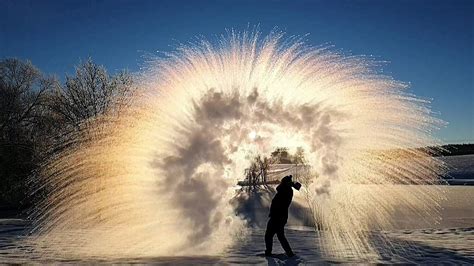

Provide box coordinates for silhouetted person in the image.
[265,175,301,257]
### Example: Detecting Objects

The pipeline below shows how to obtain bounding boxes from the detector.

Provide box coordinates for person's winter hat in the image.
[281,175,293,183]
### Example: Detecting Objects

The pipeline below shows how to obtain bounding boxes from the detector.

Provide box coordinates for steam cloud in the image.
[153,88,345,242]
[21,31,445,260]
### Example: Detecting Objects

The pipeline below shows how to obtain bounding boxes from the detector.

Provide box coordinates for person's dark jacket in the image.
[269,181,293,222]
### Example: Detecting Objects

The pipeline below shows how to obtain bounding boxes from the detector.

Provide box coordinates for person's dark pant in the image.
[265,218,293,255]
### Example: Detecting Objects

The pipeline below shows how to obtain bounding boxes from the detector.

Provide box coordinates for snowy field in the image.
[0,185,473,264]
[0,220,472,264]
[440,154,474,185]
[0,155,472,264]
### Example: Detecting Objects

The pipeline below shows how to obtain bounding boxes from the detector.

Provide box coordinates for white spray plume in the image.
[23,30,445,259]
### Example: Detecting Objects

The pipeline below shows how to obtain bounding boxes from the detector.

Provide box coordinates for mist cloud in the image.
[152,87,346,243]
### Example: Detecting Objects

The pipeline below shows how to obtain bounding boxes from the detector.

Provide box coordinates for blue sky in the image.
[1,0,472,143]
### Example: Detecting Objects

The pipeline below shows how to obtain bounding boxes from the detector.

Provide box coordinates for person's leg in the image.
[276,225,294,256]
[265,219,276,255]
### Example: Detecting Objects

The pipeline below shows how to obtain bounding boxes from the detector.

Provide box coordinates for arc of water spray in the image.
[24,30,446,259]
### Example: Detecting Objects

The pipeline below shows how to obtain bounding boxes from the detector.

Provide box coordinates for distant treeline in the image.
[433,144,474,157]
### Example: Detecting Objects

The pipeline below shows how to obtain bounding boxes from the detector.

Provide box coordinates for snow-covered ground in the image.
[0,185,473,264]
[440,154,474,185]
[0,220,472,264]
[0,155,472,264]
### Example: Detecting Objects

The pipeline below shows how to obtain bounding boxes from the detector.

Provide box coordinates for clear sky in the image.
[1,0,473,143]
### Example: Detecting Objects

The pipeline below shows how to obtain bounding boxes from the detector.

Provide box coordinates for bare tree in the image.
[0,58,136,207]
[240,154,274,191]
[47,58,135,133]
[0,58,55,206]
[0,59,51,137]
[292,147,306,182]
[271,147,291,164]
